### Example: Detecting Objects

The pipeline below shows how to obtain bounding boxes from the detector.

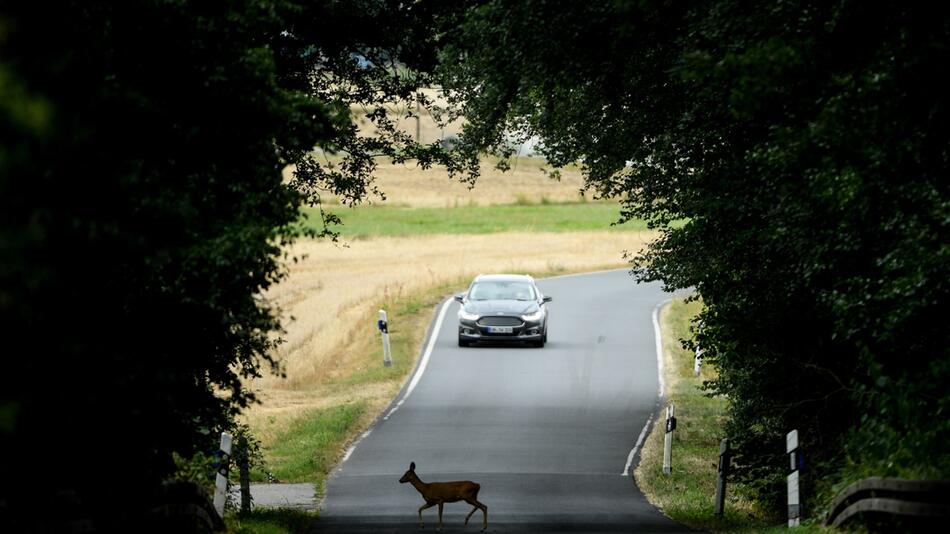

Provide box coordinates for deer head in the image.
[399,461,416,483]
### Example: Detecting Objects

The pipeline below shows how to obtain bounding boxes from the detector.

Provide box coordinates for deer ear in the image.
[410,461,415,471]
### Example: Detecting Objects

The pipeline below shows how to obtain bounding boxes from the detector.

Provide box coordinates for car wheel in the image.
[534,338,545,348]
[458,337,469,347]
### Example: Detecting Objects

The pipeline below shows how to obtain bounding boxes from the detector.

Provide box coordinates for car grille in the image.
[477,316,522,326]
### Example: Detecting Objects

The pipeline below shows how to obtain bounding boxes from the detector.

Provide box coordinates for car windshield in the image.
[469,281,536,301]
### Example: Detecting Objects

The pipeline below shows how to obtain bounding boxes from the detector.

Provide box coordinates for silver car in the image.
[455,274,552,347]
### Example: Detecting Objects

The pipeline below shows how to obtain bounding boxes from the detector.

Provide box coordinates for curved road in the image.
[315,270,690,533]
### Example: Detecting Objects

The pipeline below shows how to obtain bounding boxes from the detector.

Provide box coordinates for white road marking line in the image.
[652,298,673,398]
[622,412,655,476]
[621,297,673,476]
[340,428,373,464]
[383,297,453,421]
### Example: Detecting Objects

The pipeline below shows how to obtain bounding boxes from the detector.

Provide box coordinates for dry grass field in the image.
[351,89,463,144]
[286,92,589,208]
[285,156,589,208]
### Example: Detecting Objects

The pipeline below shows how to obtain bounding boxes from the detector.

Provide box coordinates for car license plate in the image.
[488,326,513,334]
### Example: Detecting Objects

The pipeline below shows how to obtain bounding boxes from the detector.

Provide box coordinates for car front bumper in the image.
[458,317,544,343]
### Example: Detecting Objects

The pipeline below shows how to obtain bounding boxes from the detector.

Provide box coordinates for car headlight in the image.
[521,310,544,321]
[459,309,480,321]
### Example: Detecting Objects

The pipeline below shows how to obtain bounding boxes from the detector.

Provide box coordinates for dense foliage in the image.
[434,0,950,511]
[0,1,466,529]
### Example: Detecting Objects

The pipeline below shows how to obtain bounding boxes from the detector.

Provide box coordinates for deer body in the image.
[399,462,488,531]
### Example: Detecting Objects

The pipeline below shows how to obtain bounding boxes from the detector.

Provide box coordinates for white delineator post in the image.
[213,431,233,517]
[379,309,392,367]
[663,403,676,475]
[787,429,801,527]
[694,321,704,376]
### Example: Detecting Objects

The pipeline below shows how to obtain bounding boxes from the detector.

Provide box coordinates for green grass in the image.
[329,281,462,389]
[635,299,837,533]
[226,508,315,534]
[302,201,649,237]
[254,402,366,484]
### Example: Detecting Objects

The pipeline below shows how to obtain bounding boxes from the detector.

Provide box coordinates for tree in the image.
[433,0,950,509]
[0,1,466,529]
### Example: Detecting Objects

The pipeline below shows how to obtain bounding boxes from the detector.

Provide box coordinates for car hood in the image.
[464,300,539,315]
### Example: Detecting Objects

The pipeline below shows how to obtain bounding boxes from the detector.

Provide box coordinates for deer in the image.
[398,461,488,531]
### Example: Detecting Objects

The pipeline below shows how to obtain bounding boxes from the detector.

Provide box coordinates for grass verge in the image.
[259,402,367,483]
[225,508,314,534]
[635,298,834,533]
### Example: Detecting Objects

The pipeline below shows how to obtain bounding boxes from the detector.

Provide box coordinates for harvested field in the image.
[284,157,589,208]
[353,158,588,207]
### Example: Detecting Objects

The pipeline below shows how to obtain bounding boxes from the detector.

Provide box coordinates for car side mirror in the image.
[454,294,465,303]
[542,296,553,303]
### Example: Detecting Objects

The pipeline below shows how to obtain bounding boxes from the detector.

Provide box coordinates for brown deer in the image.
[398,461,488,531]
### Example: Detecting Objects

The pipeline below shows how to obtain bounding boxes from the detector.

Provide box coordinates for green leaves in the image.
[434,0,950,513]
[0,0,474,527]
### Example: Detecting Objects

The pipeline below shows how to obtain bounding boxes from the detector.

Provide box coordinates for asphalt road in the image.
[314,269,691,533]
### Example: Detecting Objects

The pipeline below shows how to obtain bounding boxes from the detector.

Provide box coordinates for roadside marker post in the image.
[694,320,704,376]
[714,438,731,517]
[787,429,803,527]
[378,309,392,367]
[213,431,233,518]
[663,403,676,475]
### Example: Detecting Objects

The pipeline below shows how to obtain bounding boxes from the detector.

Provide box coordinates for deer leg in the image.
[418,502,435,528]
[464,504,478,525]
[437,502,444,532]
[463,500,487,529]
